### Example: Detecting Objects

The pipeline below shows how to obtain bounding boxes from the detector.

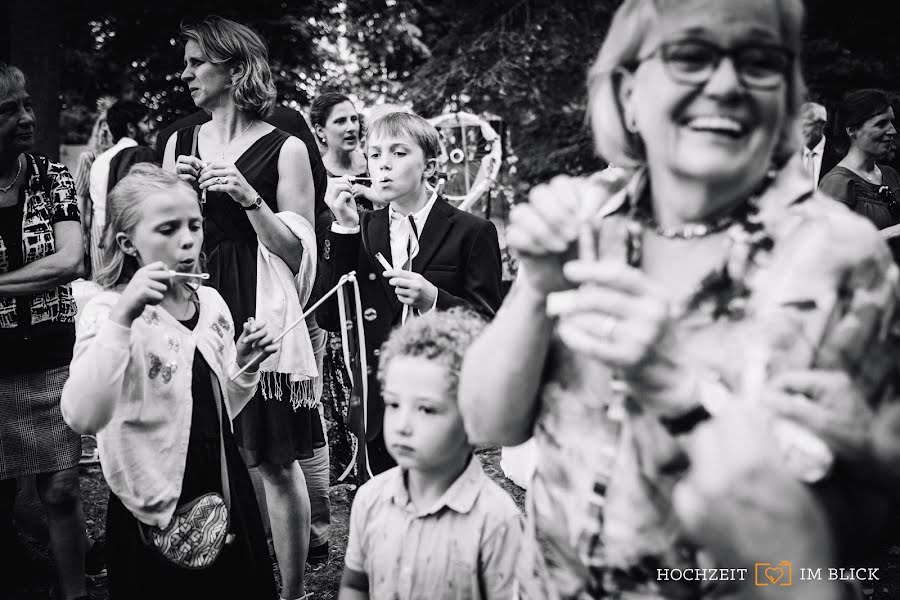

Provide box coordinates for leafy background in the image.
[60,0,899,187]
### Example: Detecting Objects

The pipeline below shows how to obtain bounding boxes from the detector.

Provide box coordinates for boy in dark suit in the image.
[317,112,503,475]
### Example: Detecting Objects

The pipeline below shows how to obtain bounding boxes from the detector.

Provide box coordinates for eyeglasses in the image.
[638,39,794,90]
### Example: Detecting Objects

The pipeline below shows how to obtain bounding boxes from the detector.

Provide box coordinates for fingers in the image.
[772,370,853,400]
[562,260,659,297]
[508,204,570,254]
[176,155,205,180]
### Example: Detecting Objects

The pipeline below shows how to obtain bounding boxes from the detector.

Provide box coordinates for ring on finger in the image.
[218,176,226,185]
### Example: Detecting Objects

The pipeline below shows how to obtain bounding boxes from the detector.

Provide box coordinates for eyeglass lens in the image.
[661,40,791,89]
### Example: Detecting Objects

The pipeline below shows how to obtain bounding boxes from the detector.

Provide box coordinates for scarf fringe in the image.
[260,371,319,411]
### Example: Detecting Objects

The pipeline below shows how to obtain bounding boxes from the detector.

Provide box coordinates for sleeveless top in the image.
[174,126,290,336]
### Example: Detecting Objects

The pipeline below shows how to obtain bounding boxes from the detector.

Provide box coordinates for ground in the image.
[9,444,898,599]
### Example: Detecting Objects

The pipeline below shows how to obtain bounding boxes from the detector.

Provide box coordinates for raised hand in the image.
[325,176,359,227]
[110,262,172,326]
[236,318,278,372]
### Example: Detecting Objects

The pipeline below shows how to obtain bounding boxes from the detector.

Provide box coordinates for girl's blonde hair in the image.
[588,0,806,169]
[181,16,276,119]
[94,165,200,289]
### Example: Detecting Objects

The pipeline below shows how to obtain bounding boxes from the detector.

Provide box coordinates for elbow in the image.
[60,399,104,435]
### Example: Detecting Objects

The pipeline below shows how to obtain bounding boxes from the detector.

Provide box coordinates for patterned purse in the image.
[139,373,232,569]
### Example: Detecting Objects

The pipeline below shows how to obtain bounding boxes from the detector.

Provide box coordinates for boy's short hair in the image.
[378,308,486,399]
[367,111,441,162]
[106,100,148,141]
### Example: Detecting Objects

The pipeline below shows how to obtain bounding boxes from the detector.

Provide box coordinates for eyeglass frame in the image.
[629,38,795,91]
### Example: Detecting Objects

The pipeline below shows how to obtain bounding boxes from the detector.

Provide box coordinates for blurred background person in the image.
[819,88,899,230]
[73,102,114,276]
[163,17,320,599]
[88,99,152,275]
[799,101,827,188]
[0,63,87,600]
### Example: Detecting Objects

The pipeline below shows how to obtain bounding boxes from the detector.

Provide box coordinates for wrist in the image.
[109,304,138,327]
[336,213,359,228]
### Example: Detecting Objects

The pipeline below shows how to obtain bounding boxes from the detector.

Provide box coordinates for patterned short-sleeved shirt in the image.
[0,154,80,330]
[518,164,900,599]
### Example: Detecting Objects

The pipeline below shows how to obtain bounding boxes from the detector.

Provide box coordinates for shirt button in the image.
[373,348,380,357]
[364,308,377,321]
[368,273,377,281]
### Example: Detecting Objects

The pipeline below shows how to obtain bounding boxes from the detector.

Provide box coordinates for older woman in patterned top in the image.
[0,64,87,599]
[459,1,900,599]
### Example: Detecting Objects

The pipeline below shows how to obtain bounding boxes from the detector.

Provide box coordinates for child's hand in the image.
[352,183,384,208]
[325,177,359,228]
[110,262,172,326]
[175,155,207,184]
[383,268,438,311]
[236,318,278,372]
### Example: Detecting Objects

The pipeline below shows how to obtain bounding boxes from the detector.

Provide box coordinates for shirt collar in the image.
[388,454,485,516]
[804,136,826,157]
[388,190,440,234]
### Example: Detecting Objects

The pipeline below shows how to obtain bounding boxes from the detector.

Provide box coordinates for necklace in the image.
[0,156,22,193]
[220,120,256,160]
[641,213,739,239]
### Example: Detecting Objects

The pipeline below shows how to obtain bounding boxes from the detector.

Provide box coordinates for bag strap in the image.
[209,372,231,511]
[190,125,200,159]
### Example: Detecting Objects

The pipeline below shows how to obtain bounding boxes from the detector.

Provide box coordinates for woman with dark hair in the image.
[308,92,381,485]
[162,16,319,600]
[819,88,899,230]
[0,63,87,600]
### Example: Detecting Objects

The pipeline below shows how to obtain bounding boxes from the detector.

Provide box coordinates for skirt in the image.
[0,366,80,480]
[233,316,328,467]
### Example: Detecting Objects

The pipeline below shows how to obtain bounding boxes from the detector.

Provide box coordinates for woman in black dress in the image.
[162,17,319,600]
[819,88,900,230]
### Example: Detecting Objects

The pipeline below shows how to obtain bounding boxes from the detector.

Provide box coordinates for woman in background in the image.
[819,88,899,230]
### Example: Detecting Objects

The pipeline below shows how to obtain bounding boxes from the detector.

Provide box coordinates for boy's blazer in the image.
[316,198,503,440]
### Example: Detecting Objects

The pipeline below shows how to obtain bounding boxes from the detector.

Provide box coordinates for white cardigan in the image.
[61,286,259,527]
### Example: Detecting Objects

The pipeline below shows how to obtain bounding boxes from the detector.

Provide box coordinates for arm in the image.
[459,279,555,446]
[315,226,362,332]
[60,297,131,434]
[436,220,504,317]
[247,136,315,274]
[0,221,85,296]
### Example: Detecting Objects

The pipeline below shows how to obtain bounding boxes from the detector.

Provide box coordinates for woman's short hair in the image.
[833,89,893,155]
[587,0,806,169]
[309,92,354,131]
[181,16,276,119]
[0,63,26,100]
[367,112,440,162]
[94,164,200,289]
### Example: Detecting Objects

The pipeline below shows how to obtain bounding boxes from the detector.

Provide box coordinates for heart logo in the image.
[765,567,784,585]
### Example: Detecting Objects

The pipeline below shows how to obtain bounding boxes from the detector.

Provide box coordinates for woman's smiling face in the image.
[622,0,790,191]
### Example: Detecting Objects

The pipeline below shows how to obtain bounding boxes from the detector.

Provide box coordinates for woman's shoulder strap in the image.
[174,125,201,158]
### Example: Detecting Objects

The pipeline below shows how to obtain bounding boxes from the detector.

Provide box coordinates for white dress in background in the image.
[500,439,537,490]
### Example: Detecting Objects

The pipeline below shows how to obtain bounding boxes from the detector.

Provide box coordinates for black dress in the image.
[106,311,276,599]
[174,125,325,466]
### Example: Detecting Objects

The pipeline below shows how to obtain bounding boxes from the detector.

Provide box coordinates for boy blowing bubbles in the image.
[339,309,522,600]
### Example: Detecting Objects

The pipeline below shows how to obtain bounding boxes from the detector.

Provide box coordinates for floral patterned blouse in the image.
[517,164,900,599]
[0,154,80,374]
